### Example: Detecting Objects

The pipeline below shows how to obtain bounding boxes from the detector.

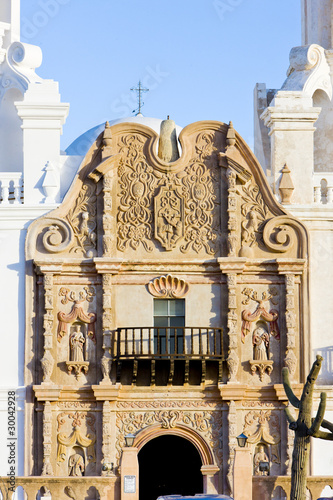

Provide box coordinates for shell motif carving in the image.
[148,275,189,298]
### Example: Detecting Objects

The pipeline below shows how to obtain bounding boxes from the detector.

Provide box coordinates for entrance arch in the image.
[138,434,203,500]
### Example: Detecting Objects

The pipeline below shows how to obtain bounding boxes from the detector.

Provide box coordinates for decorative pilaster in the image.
[103,171,113,256]
[41,401,53,476]
[226,169,237,256]
[101,274,112,383]
[218,258,246,383]
[227,400,237,495]
[284,273,297,379]
[41,272,55,384]
[102,401,112,474]
[226,273,239,382]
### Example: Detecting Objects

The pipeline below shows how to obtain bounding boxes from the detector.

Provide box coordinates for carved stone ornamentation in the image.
[242,409,281,468]
[57,287,96,343]
[117,134,156,252]
[57,411,96,467]
[42,401,53,476]
[227,400,237,494]
[241,288,279,343]
[100,273,113,383]
[240,181,269,257]
[41,350,55,383]
[66,180,97,257]
[103,171,114,257]
[180,132,220,254]
[154,183,184,250]
[225,272,239,383]
[148,274,189,298]
[115,408,222,468]
[102,401,112,475]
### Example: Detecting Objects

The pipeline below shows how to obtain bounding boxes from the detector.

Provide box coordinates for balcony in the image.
[114,327,223,385]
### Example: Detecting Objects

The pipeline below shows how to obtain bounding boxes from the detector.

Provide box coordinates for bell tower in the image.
[302,0,333,49]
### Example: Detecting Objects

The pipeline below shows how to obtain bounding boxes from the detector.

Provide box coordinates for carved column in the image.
[101,274,112,383]
[226,273,239,382]
[227,400,237,495]
[284,273,297,379]
[41,401,53,476]
[227,168,237,257]
[102,401,112,474]
[218,259,246,383]
[41,272,55,384]
[102,171,113,257]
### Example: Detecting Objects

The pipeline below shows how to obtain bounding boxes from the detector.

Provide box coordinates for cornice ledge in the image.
[276,258,307,274]
[33,384,62,401]
[93,258,123,274]
[273,383,303,401]
[217,257,247,274]
[91,384,121,401]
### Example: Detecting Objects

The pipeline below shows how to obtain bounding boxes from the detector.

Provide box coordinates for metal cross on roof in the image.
[131,81,149,115]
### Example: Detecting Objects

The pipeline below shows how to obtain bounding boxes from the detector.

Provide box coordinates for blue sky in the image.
[20,0,301,150]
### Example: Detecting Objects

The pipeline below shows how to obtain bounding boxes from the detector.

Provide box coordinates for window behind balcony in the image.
[154,299,185,355]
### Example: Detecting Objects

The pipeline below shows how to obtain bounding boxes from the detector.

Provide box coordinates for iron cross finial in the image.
[131,81,149,115]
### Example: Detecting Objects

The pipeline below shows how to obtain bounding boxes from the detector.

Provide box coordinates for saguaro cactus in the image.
[283,355,333,500]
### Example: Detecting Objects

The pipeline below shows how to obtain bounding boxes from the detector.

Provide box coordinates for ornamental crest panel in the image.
[154,184,184,250]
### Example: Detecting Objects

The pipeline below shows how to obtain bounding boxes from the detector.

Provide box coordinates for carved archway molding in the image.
[133,423,216,467]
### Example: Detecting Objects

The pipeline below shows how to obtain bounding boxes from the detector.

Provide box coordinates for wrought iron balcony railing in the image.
[114,327,223,385]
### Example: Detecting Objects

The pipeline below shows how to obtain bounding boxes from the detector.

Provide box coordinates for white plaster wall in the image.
[312,409,333,475]
[309,229,333,384]
[0,227,25,475]
[313,89,333,172]
[0,88,23,172]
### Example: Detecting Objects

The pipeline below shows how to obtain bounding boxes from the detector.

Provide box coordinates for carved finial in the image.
[279,164,294,204]
[226,121,236,148]
[158,117,180,163]
[102,121,112,159]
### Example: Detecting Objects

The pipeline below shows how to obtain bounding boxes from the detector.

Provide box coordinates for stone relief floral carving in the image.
[117,134,156,252]
[239,180,270,257]
[241,288,279,343]
[180,132,220,254]
[115,409,222,467]
[56,411,96,468]
[116,131,220,254]
[148,274,189,298]
[66,180,97,257]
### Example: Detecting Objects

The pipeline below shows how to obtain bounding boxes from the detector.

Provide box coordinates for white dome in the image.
[66,115,182,156]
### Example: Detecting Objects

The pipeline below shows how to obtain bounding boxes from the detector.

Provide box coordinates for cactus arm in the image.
[308,392,326,436]
[321,419,333,433]
[285,406,296,425]
[312,429,333,440]
[282,366,300,408]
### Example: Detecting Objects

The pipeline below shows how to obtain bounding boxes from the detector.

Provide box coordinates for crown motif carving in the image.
[148,274,189,298]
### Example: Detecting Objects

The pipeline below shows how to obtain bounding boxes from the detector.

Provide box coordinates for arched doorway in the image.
[138,435,203,500]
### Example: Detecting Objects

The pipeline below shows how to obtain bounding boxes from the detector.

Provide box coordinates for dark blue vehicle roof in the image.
[157,495,234,500]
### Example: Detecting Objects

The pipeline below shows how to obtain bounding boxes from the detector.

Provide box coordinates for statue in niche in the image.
[68,451,85,476]
[253,326,269,361]
[70,325,85,362]
[253,444,269,476]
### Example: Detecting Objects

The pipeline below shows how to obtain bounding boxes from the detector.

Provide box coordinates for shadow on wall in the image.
[314,346,333,384]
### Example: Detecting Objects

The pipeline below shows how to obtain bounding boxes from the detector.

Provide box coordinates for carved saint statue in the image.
[70,325,85,362]
[253,444,269,476]
[253,326,269,361]
[68,452,85,476]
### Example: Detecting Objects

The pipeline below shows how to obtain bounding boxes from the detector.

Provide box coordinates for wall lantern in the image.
[259,461,270,475]
[125,433,136,447]
[236,433,248,448]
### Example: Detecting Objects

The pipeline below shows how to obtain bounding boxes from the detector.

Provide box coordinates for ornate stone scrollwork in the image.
[42,401,53,476]
[154,183,184,250]
[148,274,189,298]
[239,181,269,257]
[241,288,279,343]
[57,411,96,470]
[66,180,97,257]
[42,219,73,254]
[117,134,156,252]
[263,216,307,256]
